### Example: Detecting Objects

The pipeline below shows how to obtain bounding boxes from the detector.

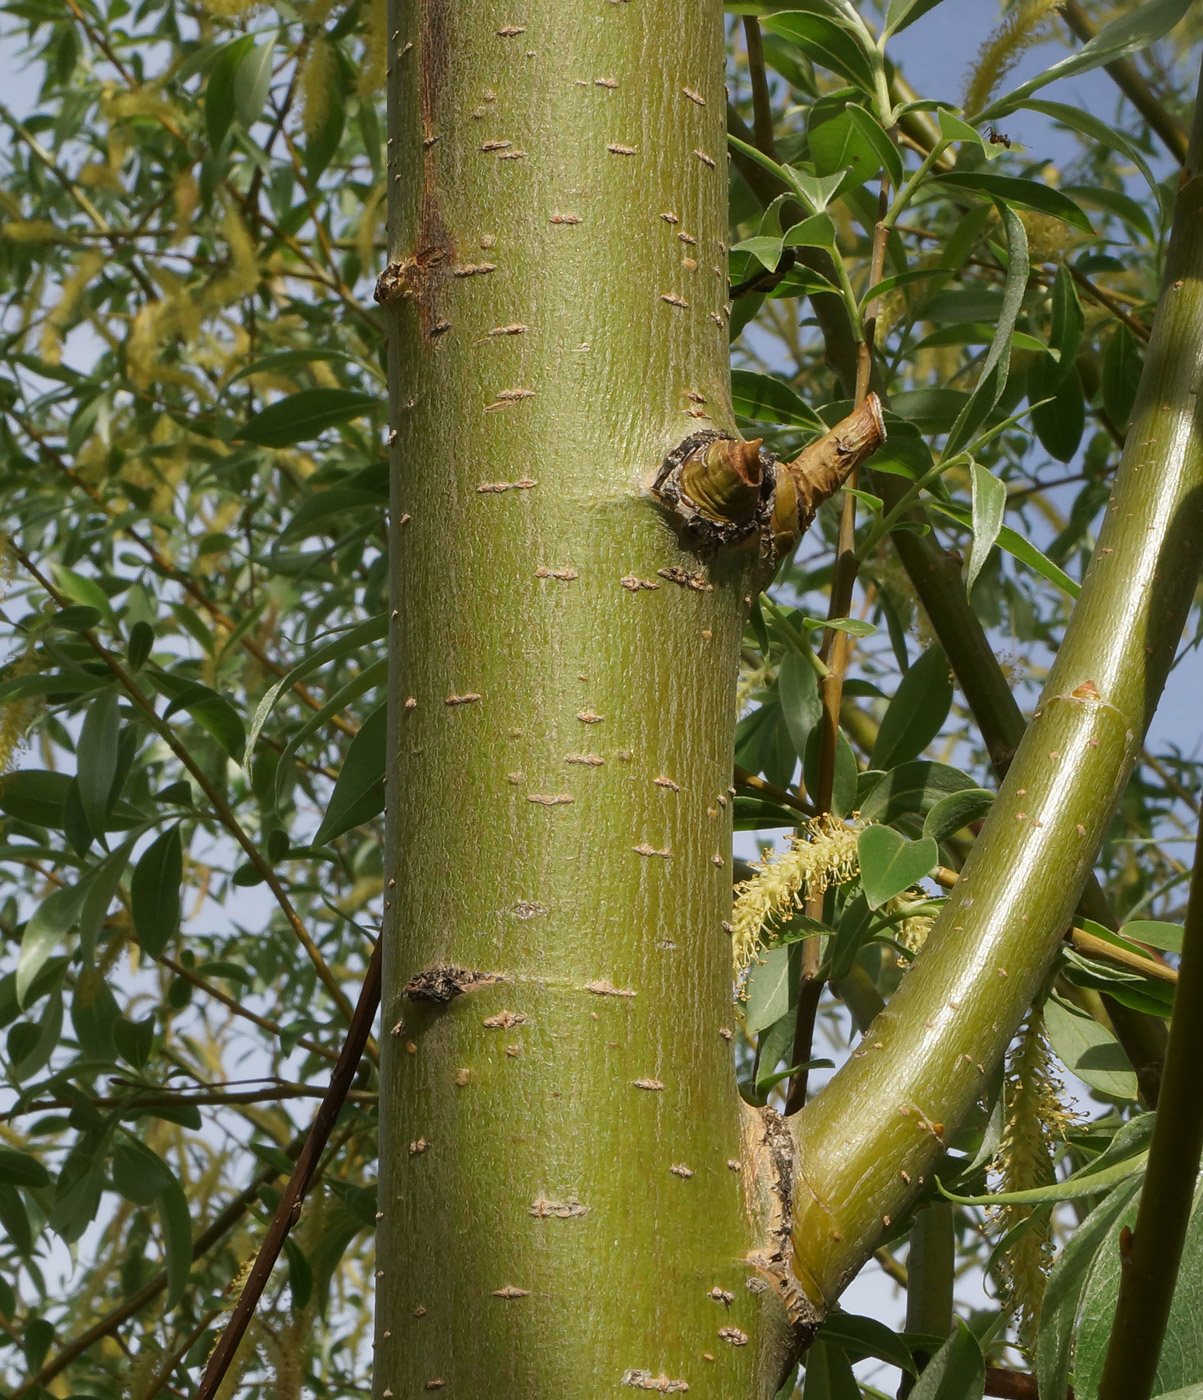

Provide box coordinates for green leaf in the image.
[205,34,255,152]
[1073,1177,1203,1399]
[731,369,826,430]
[882,0,947,39]
[51,603,102,632]
[1019,100,1161,204]
[861,267,956,307]
[244,610,387,766]
[802,1335,861,1400]
[804,726,858,819]
[233,33,275,130]
[1031,367,1085,463]
[1045,996,1138,1099]
[931,172,1093,234]
[130,826,183,957]
[149,672,246,761]
[113,1013,155,1070]
[907,1320,985,1400]
[235,389,379,447]
[927,500,1081,599]
[978,0,1196,123]
[844,104,903,188]
[225,346,362,390]
[127,619,155,671]
[818,1312,916,1375]
[306,45,348,183]
[50,563,113,621]
[779,652,821,763]
[760,12,876,90]
[71,964,120,1058]
[857,826,937,909]
[0,1183,33,1255]
[77,690,120,842]
[965,463,1007,597]
[808,94,881,186]
[943,203,1029,460]
[1102,323,1143,431]
[924,788,994,844]
[859,761,978,825]
[0,1147,51,1189]
[18,878,91,1006]
[158,1171,193,1308]
[731,234,785,271]
[282,486,386,541]
[78,839,136,964]
[1119,920,1183,954]
[312,702,387,846]
[870,646,953,770]
[745,944,796,1035]
[781,212,838,249]
[802,616,876,637]
[1064,183,1154,245]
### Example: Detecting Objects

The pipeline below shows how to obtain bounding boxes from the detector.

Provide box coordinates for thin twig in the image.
[193,939,381,1400]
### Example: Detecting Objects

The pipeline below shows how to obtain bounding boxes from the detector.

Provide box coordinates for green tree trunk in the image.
[374,4,798,1394]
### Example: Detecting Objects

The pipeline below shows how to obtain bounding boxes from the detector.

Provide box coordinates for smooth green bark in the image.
[790,98,1203,1308]
[375,3,794,1395]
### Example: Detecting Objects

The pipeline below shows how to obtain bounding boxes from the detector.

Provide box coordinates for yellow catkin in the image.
[730,814,862,977]
[173,169,199,241]
[357,0,387,96]
[40,248,104,364]
[299,37,335,140]
[203,204,259,311]
[892,906,934,966]
[197,0,262,17]
[2,219,60,242]
[736,659,770,714]
[990,1007,1077,1345]
[964,0,1062,119]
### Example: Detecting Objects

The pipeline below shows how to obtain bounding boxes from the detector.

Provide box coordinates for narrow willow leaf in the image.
[817,1312,916,1374]
[924,787,994,844]
[883,0,947,39]
[908,1321,985,1400]
[844,104,903,188]
[965,463,1007,597]
[745,944,796,1034]
[870,646,953,771]
[760,12,877,90]
[802,1336,861,1400]
[977,0,1195,123]
[76,690,119,842]
[205,34,255,151]
[932,172,1092,234]
[927,500,1081,599]
[312,702,387,846]
[235,388,379,447]
[244,610,387,767]
[859,761,977,824]
[18,879,91,1007]
[779,651,822,762]
[731,369,825,429]
[1045,996,1138,1100]
[130,826,183,957]
[943,204,1029,460]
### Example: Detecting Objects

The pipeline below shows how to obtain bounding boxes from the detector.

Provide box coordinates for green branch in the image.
[789,72,1203,1308]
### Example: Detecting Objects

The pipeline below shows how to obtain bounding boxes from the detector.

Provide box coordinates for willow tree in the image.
[2,0,1203,1398]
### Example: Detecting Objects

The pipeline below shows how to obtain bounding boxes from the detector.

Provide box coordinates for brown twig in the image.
[192,939,381,1400]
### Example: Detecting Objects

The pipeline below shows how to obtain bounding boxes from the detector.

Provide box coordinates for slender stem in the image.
[1097,808,1203,1396]
[10,544,359,1027]
[900,1202,954,1397]
[194,940,381,1400]
[742,17,778,161]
